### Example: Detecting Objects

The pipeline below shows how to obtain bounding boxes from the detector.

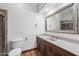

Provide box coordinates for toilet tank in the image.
[10,39,24,49]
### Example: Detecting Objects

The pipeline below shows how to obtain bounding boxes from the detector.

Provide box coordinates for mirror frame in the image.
[45,3,78,34]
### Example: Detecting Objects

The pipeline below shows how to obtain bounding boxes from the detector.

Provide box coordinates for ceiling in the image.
[38,3,64,16]
[26,3,63,13]
[27,3,73,17]
[26,3,46,12]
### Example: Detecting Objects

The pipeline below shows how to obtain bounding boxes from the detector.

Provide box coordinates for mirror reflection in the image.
[46,4,77,33]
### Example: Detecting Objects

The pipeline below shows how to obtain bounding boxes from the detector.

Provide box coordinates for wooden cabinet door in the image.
[37,37,40,51]
[46,45,52,56]
[54,45,75,56]
[37,37,46,56]
[40,43,45,56]
[45,42,55,56]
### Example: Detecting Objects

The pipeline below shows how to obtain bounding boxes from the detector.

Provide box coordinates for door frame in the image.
[0,9,7,56]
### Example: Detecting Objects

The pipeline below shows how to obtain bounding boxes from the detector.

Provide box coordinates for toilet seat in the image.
[8,48,21,56]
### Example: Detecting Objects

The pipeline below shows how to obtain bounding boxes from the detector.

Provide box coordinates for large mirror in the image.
[45,4,78,33]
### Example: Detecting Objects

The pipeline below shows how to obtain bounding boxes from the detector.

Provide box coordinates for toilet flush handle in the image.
[25,37,28,40]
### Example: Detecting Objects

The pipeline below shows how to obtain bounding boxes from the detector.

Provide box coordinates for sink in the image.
[39,34,57,41]
[46,38,56,41]
[45,36,57,41]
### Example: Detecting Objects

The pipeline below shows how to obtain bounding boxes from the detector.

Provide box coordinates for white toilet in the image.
[8,48,21,56]
[9,39,24,56]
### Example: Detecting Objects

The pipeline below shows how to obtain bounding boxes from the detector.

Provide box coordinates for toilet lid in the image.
[9,48,21,56]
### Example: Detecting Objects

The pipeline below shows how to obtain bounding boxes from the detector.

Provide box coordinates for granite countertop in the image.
[37,34,79,56]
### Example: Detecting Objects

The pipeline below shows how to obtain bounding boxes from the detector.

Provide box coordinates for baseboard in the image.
[22,48,37,53]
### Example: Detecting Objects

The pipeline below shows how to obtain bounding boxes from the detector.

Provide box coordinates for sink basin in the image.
[39,34,57,41]
[46,38,56,41]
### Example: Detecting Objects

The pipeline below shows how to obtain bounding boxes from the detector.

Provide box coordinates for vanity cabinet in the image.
[37,36,76,56]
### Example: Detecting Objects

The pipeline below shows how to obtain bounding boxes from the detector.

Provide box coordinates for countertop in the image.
[37,34,79,56]
[44,32,79,43]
